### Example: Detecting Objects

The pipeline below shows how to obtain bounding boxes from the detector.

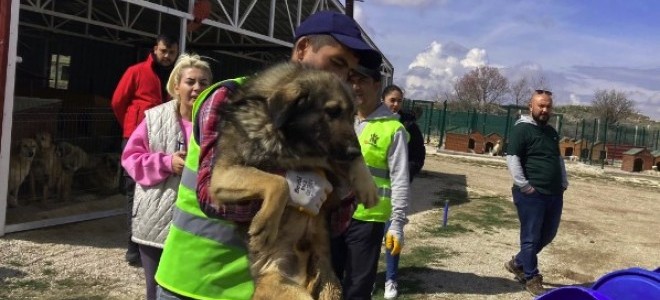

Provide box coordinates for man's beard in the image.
[532,113,549,125]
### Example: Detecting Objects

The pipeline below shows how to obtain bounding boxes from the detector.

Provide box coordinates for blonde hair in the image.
[166,53,213,99]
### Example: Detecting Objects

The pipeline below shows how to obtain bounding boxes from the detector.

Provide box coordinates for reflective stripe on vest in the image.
[171,206,245,249]
[368,165,389,179]
[155,78,255,300]
[180,165,197,190]
[352,119,406,223]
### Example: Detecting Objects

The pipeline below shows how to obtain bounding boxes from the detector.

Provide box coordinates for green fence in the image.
[403,100,660,154]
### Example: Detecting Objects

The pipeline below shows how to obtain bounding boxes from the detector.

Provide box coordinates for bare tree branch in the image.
[591,89,637,124]
[452,66,509,112]
[509,77,529,106]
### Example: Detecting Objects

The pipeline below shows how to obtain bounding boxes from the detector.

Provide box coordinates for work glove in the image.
[285,170,333,215]
[385,227,404,256]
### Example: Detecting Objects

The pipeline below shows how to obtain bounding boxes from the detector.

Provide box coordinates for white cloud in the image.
[397,47,660,120]
[461,48,487,68]
[399,41,487,100]
[569,94,583,105]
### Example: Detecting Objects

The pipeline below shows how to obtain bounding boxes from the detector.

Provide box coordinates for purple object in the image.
[591,267,660,300]
[535,286,610,300]
[536,267,660,300]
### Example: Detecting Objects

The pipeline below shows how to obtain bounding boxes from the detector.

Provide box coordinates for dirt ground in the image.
[1,151,659,299]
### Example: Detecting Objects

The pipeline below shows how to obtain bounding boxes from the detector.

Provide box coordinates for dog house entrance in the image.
[484,142,494,153]
[633,158,644,172]
[564,147,574,157]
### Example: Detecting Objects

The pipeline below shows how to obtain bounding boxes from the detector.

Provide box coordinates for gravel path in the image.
[1,151,658,299]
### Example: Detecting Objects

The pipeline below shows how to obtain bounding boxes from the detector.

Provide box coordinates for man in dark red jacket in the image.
[112,34,179,266]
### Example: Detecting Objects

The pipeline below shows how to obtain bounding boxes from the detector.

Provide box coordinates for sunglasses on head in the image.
[535,89,552,96]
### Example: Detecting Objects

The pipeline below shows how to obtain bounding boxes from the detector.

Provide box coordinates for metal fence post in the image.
[425,105,432,144]
[580,119,586,161]
[437,100,447,150]
[601,119,608,169]
[589,118,597,164]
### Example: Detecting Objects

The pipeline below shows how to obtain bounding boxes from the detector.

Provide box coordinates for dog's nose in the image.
[27,151,35,157]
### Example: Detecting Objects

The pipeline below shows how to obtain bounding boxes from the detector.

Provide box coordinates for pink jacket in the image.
[121,119,192,186]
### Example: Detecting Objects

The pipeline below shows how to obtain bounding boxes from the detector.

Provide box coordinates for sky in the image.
[352,0,660,121]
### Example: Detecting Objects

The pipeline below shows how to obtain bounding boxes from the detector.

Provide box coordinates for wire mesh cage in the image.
[9,105,123,209]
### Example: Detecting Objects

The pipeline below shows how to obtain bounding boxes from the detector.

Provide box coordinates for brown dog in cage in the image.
[209,62,378,300]
[56,141,122,199]
[8,138,38,207]
[29,132,65,202]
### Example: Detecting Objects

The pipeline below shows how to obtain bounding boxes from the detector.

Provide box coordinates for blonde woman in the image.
[121,53,212,300]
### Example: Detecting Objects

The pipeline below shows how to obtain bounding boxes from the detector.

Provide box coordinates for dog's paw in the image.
[248,211,281,250]
[248,195,287,249]
[355,182,378,209]
[349,157,379,208]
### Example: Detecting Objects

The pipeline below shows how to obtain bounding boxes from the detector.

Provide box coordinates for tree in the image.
[591,89,636,124]
[453,66,509,113]
[509,77,529,107]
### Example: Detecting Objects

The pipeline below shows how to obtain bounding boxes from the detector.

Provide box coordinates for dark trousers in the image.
[331,219,385,300]
[139,245,163,300]
[512,188,563,279]
[121,139,139,258]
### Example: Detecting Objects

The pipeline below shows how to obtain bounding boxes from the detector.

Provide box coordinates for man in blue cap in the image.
[154,10,382,300]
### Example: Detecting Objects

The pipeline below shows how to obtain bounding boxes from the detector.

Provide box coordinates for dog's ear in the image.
[268,86,307,129]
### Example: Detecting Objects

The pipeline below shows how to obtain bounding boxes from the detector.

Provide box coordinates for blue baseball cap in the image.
[294,11,382,69]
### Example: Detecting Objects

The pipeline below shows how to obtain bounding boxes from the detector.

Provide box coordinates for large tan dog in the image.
[56,142,121,200]
[8,138,38,207]
[209,62,378,300]
[30,132,64,202]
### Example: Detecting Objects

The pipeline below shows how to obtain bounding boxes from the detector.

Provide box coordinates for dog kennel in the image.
[0,0,391,236]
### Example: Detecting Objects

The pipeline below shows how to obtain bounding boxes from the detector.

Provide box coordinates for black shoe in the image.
[125,249,141,267]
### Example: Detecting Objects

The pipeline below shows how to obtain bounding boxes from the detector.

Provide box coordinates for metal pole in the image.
[557,114,563,136]
[345,0,354,18]
[424,103,433,144]
[601,119,608,169]
[580,119,586,161]
[438,100,447,150]
[589,118,597,164]
[465,109,471,134]
[612,124,619,165]
[482,112,486,134]
[503,106,512,154]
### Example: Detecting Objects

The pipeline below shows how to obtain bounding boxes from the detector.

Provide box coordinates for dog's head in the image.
[35,132,54,149]
[239,63,362,162]
[56,142,87,171]
[16,138,38,160]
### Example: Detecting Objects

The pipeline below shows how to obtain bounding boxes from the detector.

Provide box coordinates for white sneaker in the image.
[384,280,398,299]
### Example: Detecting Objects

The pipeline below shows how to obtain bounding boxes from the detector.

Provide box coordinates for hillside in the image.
[554,105,660,129]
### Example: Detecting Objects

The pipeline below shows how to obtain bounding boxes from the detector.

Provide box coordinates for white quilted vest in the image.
[131,100,185,248]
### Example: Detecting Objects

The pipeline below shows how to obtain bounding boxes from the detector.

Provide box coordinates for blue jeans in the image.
[384,221,399,282]
[512,188,563,280]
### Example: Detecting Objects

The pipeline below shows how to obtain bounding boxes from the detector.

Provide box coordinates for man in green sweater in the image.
[504,89,568,296]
